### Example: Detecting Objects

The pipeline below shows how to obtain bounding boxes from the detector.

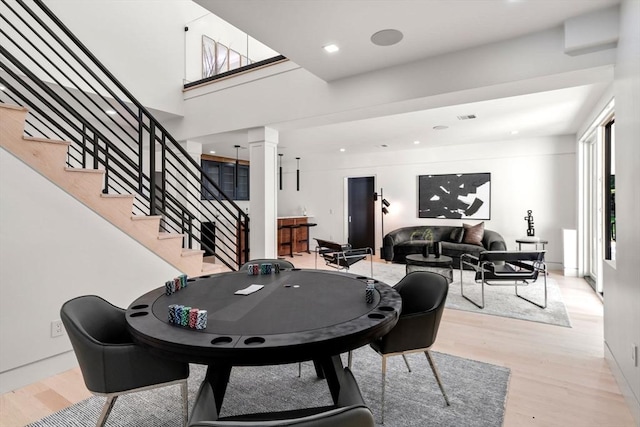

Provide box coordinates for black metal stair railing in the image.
[0,0,249,270]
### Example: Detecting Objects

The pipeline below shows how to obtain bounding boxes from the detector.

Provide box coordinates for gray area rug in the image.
[28,347,510,427]
[348,261,571,327]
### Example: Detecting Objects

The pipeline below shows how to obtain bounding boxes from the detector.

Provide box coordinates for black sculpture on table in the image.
[524,210,535,237]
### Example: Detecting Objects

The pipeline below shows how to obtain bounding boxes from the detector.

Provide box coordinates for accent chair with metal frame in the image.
[460,250,547,309]
[60,295,190,427]
[367,271,450,423]
[314,238,373,277]
[187,367,375,427]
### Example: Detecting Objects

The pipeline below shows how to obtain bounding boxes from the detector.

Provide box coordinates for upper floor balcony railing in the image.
[184,12,284,88]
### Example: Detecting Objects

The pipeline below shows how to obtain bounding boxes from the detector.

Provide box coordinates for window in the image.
[604,119,615,261]
[201,158,249,201]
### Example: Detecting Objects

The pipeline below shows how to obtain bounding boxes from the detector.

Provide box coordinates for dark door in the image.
[348,177,375,254]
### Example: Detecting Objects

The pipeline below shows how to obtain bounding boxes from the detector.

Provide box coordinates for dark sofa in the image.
[382,225,506,268]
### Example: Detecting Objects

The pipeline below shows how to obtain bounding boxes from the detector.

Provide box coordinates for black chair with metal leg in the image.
[460,250,547,309]
[239,258,295,271]
[367,271,450,423]
[60,295,190,427]
[188,366,375,427]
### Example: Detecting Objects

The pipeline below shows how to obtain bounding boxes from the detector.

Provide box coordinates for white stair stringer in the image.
[0,103,224,277]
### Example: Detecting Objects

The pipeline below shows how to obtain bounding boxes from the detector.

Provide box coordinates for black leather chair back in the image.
[371,272,449,354]
[239,258,295,271]
[61,295,188,394]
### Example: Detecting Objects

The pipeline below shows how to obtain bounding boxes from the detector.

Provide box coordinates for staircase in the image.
[0,0,249,273]
[1,103,223,277]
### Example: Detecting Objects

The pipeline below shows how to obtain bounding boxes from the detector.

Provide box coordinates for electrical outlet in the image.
[51,320,63,337]
[632,344,638,367]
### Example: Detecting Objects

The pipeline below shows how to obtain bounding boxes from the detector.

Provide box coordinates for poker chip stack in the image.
[365,282,375,304]
[165,274,190,296]
[168,305,207,330]
[196,310,207,330]
[188,308,199,328]
[274,264,281,274]
[247,263,275,275]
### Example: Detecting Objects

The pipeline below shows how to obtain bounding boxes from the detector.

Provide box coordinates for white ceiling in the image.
[193,0,618,158]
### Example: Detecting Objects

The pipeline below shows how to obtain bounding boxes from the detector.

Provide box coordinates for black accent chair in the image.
[367,271,450,423]
[60,295,190,427]
[187,367,374,427]
[314,238,373,277]
[460,250,547,309]
[239,258,295,271]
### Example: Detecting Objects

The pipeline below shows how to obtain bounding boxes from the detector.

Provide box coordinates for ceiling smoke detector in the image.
[457,114,477,120]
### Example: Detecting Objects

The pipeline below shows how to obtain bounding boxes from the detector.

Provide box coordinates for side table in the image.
[516,237,548,251]
[405,254,453,283]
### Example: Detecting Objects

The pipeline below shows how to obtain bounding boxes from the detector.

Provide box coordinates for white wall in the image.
[278,135,575,270]
[43,0,208,115]
[0,149,180,393]
[603,0,640,422]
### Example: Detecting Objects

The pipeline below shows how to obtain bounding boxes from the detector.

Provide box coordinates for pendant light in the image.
[296,157,301,191]
[279,153,283,190]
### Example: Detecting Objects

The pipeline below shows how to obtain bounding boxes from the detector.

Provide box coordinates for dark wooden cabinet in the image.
[277,217,308,256]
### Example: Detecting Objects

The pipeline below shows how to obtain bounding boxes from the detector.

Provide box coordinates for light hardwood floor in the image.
[0,253,635,427]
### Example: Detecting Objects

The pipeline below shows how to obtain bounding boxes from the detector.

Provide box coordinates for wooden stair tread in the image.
[131,215,162,221]
[182,248,205,257]
[23,136,70,146]
[0,104,27,112]
[101,193,135,199]
[64,167,105,174]
[158,232,185,240]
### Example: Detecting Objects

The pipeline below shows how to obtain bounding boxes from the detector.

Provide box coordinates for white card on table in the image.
[234,284,264,295]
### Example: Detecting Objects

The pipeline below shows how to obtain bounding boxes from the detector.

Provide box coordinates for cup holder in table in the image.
[244,337,266,346]
[211,337,233,345]
[129,311,148,318]
[368,313,385,320]
[356,276,368,280]
[187,278,197,283]
[130,304,149,310]
[291,268,302,271]
[378,306,395,312]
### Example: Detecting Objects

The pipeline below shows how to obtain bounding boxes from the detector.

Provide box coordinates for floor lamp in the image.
[376,188,390,258]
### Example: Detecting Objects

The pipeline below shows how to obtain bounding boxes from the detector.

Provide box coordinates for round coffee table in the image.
[405,254,454,282]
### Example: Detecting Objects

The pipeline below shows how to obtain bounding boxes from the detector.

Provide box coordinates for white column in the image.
[248,127,278,258]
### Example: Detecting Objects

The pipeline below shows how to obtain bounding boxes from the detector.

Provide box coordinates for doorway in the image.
[347,176,375,254]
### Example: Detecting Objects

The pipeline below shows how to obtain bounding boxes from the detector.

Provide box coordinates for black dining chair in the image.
[60,295,190,427]
[367,271,450,423]
[239,258,295,271]
[187,367,374,427]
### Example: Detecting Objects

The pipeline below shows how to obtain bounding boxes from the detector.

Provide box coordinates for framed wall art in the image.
[418,173,491,219]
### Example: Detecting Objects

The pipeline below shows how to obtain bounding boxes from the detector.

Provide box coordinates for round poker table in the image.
[126,268,401,366]
[127,268,401,411]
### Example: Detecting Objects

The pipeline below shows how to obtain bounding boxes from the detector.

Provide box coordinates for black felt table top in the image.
[126,269,401,365]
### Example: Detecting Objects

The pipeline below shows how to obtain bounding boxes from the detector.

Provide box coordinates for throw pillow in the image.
[410,230,424,241]
[449,227,464,243]
[463,222,485,246]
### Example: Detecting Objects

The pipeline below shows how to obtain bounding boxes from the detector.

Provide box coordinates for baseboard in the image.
[605,341,640,426]
[0,350,78,394]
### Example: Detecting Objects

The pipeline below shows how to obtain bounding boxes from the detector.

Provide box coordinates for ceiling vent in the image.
[457,114,477,120]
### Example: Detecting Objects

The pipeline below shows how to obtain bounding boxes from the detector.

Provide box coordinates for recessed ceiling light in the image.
[105,109,117,115]
[511,130,519,135]
[433,125,449,130]
[340,148,346,152]
[0,85,6,91]
[323,44,339,53]
[381,144,388,148]
[209,150,216,154]
[457,114,476,120]
[413,140,420,145]
[371,29,403,46]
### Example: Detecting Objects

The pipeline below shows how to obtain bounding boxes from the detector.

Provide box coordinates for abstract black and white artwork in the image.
[418,173,491,219]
